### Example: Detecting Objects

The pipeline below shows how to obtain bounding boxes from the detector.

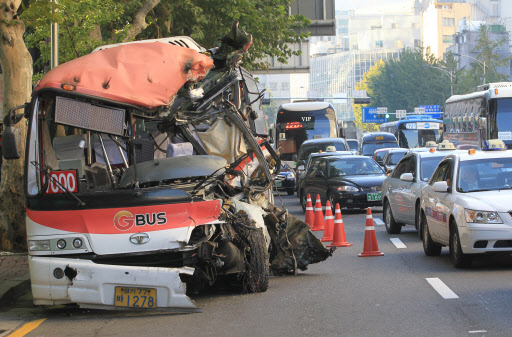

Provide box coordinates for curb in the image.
[0,279,31,308]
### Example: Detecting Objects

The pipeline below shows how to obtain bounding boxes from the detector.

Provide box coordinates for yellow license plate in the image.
[114,287,157,308]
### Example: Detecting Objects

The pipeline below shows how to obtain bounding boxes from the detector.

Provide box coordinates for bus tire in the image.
[243,229,269,293]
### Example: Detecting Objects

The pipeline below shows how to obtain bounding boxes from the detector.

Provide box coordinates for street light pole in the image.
[453,53,486,85]
[424,65,453,96]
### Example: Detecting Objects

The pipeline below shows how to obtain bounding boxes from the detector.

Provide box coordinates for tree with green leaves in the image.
[352,60,384,132]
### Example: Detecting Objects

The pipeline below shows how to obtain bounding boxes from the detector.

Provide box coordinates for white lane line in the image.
[426,278,459,299]
[390,238,407,249]
[373,218,384,226]
[468,331,487,334]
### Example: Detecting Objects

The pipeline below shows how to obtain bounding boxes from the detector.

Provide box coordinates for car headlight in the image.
[286,172,295,180]
[338,185,359,192]
[464,209,503,224]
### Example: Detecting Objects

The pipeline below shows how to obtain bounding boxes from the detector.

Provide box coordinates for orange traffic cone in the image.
[328,203,352,247]
[304,193,315,228]
[358,208,384,257]
[312,194,324,231]
[321,201,334,242]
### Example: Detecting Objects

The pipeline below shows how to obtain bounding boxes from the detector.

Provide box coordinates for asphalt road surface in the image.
[3,193,512,337]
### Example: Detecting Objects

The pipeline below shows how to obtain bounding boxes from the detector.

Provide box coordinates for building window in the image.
[414,39,421,47]
[442,17,455,26]
[281,82,289,91]
[376,40,383,48]
[371,25,382,30]
[394,40,403,48]
[442,35,454,44]
[392,23,400,29]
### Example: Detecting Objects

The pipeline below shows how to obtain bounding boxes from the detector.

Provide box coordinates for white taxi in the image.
[420,140,512,268]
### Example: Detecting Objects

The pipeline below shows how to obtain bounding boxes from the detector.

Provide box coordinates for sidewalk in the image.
[0,252,31,307]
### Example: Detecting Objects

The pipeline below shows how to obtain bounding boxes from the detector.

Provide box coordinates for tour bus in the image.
[443,82,512,149]
[271,100,340,162]
[380,115,443,148]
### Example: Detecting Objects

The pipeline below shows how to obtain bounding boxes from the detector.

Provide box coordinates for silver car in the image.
[381,149,465,235]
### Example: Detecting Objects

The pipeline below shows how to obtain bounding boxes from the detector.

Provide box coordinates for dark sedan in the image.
[274,164,296,195]
[299,156,387,211]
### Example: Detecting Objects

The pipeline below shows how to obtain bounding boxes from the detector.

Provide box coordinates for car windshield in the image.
[457,157,512,192]
[329,158,384,177]
[361,142,398,156]
[388,152,406,165]
[347,140,358,151]
[420,156,445,182]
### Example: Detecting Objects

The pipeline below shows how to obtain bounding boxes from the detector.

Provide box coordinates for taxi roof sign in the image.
[425,141,437,148]
[437,140,456,151]
[483,139,506,151]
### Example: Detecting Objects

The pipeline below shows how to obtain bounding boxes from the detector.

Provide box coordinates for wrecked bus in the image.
[2,23,332,310]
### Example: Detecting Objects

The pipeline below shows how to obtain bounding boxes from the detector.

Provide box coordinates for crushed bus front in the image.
[5,23,333,310]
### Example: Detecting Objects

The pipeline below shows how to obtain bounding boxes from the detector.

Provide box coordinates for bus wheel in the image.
[242,229,269,293]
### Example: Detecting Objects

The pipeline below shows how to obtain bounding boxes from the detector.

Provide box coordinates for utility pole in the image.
[51,0,59,69]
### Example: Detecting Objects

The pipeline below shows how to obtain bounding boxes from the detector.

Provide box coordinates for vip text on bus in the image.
[273,101,339,161]
[444,82,512,149]
[380,115,443,148]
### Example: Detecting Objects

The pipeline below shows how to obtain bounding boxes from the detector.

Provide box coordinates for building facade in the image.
[422,1,471,58]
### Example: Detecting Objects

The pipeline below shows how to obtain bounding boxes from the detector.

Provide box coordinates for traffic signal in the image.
[385,114,390,119]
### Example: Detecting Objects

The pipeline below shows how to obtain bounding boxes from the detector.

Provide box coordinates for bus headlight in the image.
[56,239,67,249]
[465,209,503,224]
[28,240,51,251]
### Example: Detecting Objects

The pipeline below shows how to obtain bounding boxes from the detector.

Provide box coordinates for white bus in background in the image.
[443,82,512,150]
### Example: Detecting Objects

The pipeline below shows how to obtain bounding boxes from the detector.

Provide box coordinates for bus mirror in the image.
[2,125,22,160]
[478,117,486,129]
[339,128,345,138]
[269,127,275,144]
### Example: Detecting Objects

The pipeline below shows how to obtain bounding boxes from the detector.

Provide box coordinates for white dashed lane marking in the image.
[390,238,407,249]
[468,331,487,334]
[426,278,459,299]
[373,218,384,226]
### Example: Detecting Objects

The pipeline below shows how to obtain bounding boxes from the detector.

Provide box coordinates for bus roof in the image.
[36,42,214,109]
[362,132,397,143]
[279,102,331,111]
[381,115,443,128]
[445,82,512,104]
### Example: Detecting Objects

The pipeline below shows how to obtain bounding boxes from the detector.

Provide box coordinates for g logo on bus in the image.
[129,233,150,245]
[114,210,168,231]
[114,211,135,231]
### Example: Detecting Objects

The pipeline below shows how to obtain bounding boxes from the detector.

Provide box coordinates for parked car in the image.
[274,164,296,195]
[382,144,465,235]
[346,138,359,154]
[360,132,398,157]
[420,140,512,268]
[381,148,408,174]
[299,155,386,211]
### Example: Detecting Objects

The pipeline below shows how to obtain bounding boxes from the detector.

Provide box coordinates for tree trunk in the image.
[122,0,161,42]
[0,0,33,251]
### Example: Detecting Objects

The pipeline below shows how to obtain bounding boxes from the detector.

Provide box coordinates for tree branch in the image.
[122,0,161,42]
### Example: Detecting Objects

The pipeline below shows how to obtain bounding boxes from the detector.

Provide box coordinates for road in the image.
[3,193,512,336]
